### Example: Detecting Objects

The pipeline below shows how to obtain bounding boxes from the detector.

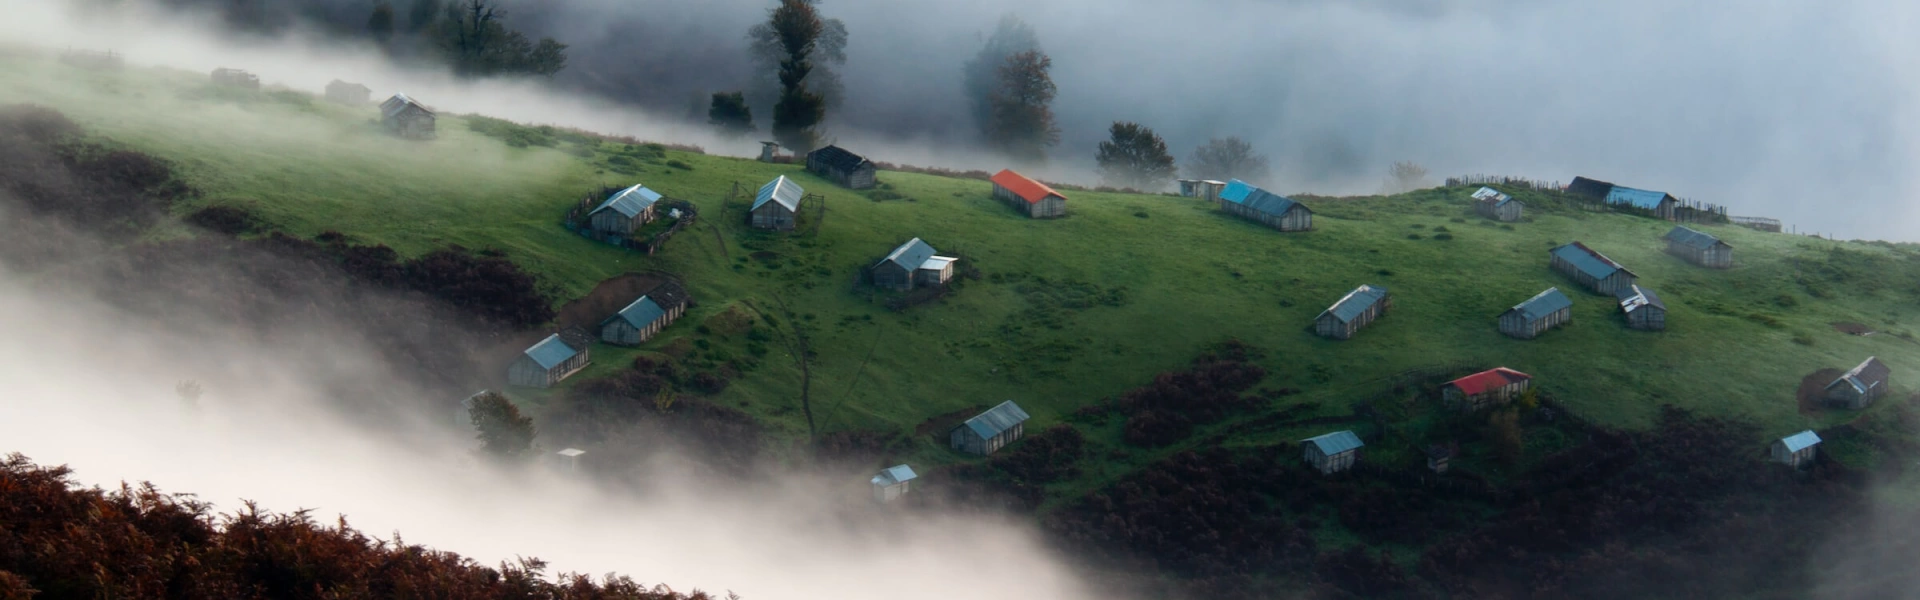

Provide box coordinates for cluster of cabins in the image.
[866,400,1030,503]
[205,68,430,139]
[505,281,691,389]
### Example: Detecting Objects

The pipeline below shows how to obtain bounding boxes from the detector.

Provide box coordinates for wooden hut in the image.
[1178,179,1226,203]
[950,400,1030,456]
[805,145,878,190]
[1550,242,1638,295]
[1219,179,1312,231]
[1499,287,1573,339]
[587,184,662,238]
[1771,430,1822,468]
[1663,225,1732,268]
[1302,430,1363,474]
[507,334,589,388]
[1824,356,1891,409]
[758,141,783,163]
[750,175,805,231]
[380,93,436,139]
[1314,284,1391,340]
[324,80,371,105]
[1442,367,1533,412]
[1565,176,1616,200]
[1425,445,1453,473]
[1605,186,1681,220]
[871,237,957,291]
[870,464,917,502]
[1616,284,1667,331]
[1471,186,1524,222]
[555,448,586,473]
[989,169,1067,219]
[210,68,260,89]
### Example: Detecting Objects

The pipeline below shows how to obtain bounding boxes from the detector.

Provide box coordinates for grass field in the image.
[9,51,1920,494]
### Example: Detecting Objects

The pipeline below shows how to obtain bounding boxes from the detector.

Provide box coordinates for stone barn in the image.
[600,292,687,346]
[989,169,1067,219]
[1472,186,1524,222]
[1550,241,1638,295]
[1825,356,1891,410]
[1616,284,1667,331]
[1772,430,1822,468]
[325,80,371,105]
[1219,179,1313,231]
[1315,284,1391,340]
[1499,287,1573,339]
[871,237,957,291]
[1442,367,1533,412]
[507,334,590,388]
[1302,430,1363,474]
[870,464,917,502]
[805,145,878,190]
[210,68,259,89]
[380,93,436,139]
[750,175,806,231]
[1664,225,1732,268]
[951,400,1031,456]
[587,184,662,238]
[1605,186,1681,220]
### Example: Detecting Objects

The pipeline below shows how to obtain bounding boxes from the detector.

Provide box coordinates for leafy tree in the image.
[1386,160,1429,194]
[749,0,848,110]
[1096,121,1177,191]
[963,15,1040,139]
[469,391,536,460]
[1186,136,1272,183]
[708,91,755,138]
[435,0,568,78]
[758,0,830,152]
[986,50,1060,162]
[367,2,396,45]
[406,0,442,33]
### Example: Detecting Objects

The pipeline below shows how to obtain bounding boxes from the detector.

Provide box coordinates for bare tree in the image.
[1386,160,1430,194]
[1186,137,1272,183]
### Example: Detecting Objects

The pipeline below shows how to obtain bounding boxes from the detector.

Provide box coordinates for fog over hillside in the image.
[119,0,1920,242]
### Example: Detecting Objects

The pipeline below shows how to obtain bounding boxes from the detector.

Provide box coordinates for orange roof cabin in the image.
[1442,367,1533,412]
[990,169,1067,219]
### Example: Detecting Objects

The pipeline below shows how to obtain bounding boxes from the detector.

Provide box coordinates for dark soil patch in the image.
[1799,367,1845,414]
[1832,321,1875,336]
[916,405,987,442]
[554,272,672,331]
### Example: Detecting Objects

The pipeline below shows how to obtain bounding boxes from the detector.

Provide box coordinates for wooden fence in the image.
[1444,174,1563,192]
[1731,215,1783,232]
[561,187,700,255]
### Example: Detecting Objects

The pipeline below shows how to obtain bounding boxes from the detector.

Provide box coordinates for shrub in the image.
[1433,232,1454,240]
[184,205,264,236]
[666,159,693,170]
[1407,233,1424,240]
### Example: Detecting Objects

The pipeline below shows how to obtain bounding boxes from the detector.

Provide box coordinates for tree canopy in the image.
[469,391,536,460]
[964,15,1040,140]
[760,0,831,152]
[709,91,756,138]
[435,0,568,78]
[1096,121,1178,191]
[985,50,1060,163]
[1186,137,1272,184]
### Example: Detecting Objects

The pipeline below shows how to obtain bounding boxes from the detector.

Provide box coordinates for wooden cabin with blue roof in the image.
[1302,430,1363,474]
[1315,284,1391,340]
[508,333,589,388]
[951,400,1031,456]
[1663,225,1732,268]
[871,237,957,291]
[751,175,806,231]
[1471,186,1524,222]
[1772,430,1822,468]
[588,184,662,238]
[1219,179,1312,231]
[1605,186,1680,220]
[599,281,691,346]
[1616,284,1667,331]
[1550,241,1638,295]
[1500,287,1573,339]
[871,464,917,502]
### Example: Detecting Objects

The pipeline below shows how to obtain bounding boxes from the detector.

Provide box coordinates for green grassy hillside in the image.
[9,52,1920,490]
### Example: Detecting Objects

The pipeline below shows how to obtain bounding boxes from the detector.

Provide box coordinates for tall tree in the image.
[986,50,1060,162]
[759,0,829,152]
[367,1,395,46]
[436,0,568,78]
[1186,137,1272,184]
[749,0,848,111]
[709,91,756,138]
[468,391,536,460]
[963,15,1040,138]
[1096,121,1178,190]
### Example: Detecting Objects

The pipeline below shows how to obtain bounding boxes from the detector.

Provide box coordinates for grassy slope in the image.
[8,53,1920,487]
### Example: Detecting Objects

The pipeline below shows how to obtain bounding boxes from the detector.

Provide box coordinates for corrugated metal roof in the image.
[962,400,1031,439]
[1663,225,1726,250]
[1511,287,1573,322]
[752,175,805,211]
[990,169,1064,204]
[523,334,579,370]
[875,237,936,271]
[1447,367,1532,396]
[1566,176,1615,199]
[1616,284,1667,312]
[1318,284,1389,324]
[1551,242,1632,281]
[591,184,663,219]
[921,256,958,271]
[1828,357,1891,394]
[1605,186,1672,209]
[872,464,918,486]
[1470,187,1511,204]
[1779,430,1822,453]
[1220,179,1302,216]
[1303,430,1364,455]
[557,448,586,458]
[380,93,433,118]
[808,145,870,172]
[608,296,667,329]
